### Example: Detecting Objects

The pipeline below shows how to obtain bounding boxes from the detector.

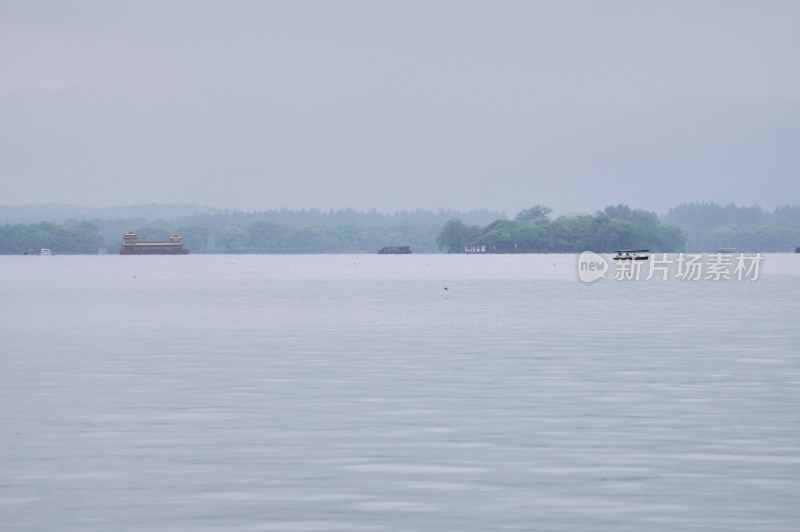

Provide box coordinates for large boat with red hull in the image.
[120,232,189,255]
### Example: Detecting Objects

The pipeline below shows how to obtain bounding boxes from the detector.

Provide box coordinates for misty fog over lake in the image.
[2,2,799,530]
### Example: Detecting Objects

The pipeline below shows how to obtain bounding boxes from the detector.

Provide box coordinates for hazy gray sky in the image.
[1,0,798,214]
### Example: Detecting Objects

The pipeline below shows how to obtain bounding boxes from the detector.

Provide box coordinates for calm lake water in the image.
[1,254,799,531]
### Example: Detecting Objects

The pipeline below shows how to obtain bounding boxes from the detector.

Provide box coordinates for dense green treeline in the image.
[679,224,800,253]
[212,220,441,253]
[665,202,800,228]
[0,219,440,254]
[437,204,687,253]
[0,221,104,254]
[4,202,798,254]
[62,207,503,249]
[664,202,800,251]
[187,207,504,229]
[112,220,440,253]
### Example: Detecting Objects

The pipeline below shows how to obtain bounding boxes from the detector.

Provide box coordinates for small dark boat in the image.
[378,245,412,254]
[613,249,649,261]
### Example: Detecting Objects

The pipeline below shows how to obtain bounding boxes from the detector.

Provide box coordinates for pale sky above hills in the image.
[1,0,798,214]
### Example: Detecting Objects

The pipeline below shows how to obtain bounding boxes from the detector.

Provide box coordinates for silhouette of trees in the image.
[0,221,103,253]
[438,205,687,253]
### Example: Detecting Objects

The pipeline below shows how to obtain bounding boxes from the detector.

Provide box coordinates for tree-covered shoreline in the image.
[437,205,687,253]
[0,221,104,254]
[1,202,798,254]
[664,202,800,252]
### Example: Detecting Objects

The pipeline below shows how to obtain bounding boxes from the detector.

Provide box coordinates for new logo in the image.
[577,251,608,283]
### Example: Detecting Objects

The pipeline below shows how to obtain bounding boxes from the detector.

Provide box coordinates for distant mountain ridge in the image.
[0,203,505,228]
[0,203,222,225]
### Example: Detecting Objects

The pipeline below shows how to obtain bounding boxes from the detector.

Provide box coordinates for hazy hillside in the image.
[0,203,222,225]
[0,203,506,251]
